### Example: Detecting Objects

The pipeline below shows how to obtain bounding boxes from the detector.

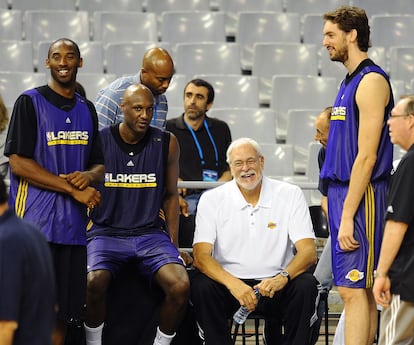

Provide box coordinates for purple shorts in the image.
[328,180,388,288]
[87,231,183,278]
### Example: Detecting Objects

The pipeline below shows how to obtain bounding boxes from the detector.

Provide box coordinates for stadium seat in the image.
[160,11,226,45]
[371,15,414,50]
[259,143,295,178]
[390,79,408,102]
[352,0,414,16]
[163,73,188,109]
[0,9,22,40]
[286,109,320,174]
[389,46,414,84]
[77,0,143,13]
[208,107,277,144]
[36,41,105,74]
[174,42,241,77]
[105,41,173,77]
[270,75,339,141]
[284,0,350,16]
[76,73,117,101]
[93,11,157,44]
[10,0,76,10]
[302,13,324,45]
[217,0,284,37]
[236,11,301,71]
[0,72,47,107]
[23,10,89,52]
[193,74,260,108]
[0,41,34,72]
[252,42,319,104]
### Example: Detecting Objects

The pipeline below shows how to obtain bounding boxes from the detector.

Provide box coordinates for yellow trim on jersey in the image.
[104,182,157,188]
[159,209,166,221]
[47,140,89,146]
[15,178,28,218]
[365,183,375,288]
[331,115,346,121]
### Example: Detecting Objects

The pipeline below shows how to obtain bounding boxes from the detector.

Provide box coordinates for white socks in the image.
[153,326,176,345]
[84,323,104,345]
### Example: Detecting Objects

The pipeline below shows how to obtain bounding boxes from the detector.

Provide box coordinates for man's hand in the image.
[61,171,92,190]
[373,275,391,308]
[179,250,193,267]
[229,282,259,312]
[71,186,101,208]
[179,195,189,217]
[255,275,288,299]
[338,217,360,251]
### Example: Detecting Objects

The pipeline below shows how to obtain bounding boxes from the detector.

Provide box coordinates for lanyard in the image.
[184,119,218,167]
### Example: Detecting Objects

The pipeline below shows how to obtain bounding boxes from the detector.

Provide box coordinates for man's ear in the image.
[78,57,83,68]
[206,102,213,112]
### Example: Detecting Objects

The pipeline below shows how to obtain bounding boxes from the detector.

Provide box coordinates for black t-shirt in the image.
[387,145,414,302]
[5,85,104,166]
[317,146,328,196]
[166,114,232,184]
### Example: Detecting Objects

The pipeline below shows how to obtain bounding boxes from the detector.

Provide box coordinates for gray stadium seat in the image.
[0,9,22,40]
[174,42,241,77]
[193,74,260,108]
[23,10,89,49]
[0,72,47,107]
[352,0,414,16]
[163,73,188,109]
[371,15,414,50]
[160,11,226,45]
[390,79,408,102]
[76,73,117,102]
[0,41,33,72]
[389,46,414,84]
[93,11,157,44]
[252,42,319,104]
[286,109,320,174]
[105,41,173,77]
[10,0,76,10]
[284,0,351,16]
[77,0,143,13]
[270,75,339,141]
[236,11,301,71]
[217,0,284,37]
[260,143,295,178]
[208,107,277,144]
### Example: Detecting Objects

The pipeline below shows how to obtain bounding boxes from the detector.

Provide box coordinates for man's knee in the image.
[87,270,111,298]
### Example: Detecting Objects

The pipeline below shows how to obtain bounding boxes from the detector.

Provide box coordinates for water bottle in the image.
[233,288,260,324]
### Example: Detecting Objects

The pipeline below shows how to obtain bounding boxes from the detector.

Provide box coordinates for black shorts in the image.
[49,243,87,321]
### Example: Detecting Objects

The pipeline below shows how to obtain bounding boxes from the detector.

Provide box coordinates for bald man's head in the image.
[141,47,174,96]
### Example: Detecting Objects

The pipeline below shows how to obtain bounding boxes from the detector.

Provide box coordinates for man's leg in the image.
[339,286,377,345]
[191,271,237,345]
[153,263,190,345]
[84,269,112,345]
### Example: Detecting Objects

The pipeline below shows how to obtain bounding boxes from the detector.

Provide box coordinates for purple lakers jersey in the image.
[9,89,95,245]
[320,62,393,182]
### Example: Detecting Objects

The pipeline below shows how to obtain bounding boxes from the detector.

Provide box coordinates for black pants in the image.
[190,270,318,345]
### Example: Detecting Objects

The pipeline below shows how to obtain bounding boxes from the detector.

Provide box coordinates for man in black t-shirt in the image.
[373,96,414,345]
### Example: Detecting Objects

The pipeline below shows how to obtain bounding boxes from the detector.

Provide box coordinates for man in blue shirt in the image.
[95,47,174,130]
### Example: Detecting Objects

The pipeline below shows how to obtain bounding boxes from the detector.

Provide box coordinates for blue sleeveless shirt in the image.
[320,61,393,183]
[88,125,170,237]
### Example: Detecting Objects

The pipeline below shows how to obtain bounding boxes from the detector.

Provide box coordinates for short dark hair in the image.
[48,38,81,59]
[323,6,371,52]
[0,175,8,204]
[184,79,215,104]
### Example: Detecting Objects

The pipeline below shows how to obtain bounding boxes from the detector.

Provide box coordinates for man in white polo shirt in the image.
[191,137,318,345]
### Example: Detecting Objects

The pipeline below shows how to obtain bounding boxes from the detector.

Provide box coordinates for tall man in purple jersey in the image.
[4,38,104,345]
[84,84,190,345]
[321,6,393,345]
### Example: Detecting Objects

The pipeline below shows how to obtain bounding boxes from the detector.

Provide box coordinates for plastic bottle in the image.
[233,288,260,324]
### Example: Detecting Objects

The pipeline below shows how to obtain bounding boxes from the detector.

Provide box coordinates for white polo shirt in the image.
[194,177,315,279]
